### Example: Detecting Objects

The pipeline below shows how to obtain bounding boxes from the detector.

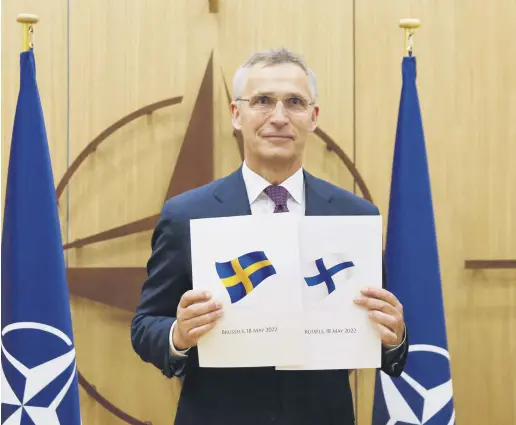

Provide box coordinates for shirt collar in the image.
[241,161,304,205]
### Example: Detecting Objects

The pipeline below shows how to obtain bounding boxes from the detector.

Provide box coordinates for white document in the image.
[190,214,305,368]
[277,216,383,371]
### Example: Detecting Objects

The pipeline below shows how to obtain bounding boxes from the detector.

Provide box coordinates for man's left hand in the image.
[354,287,405,347]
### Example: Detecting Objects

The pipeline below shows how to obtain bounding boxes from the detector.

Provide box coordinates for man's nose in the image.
[269,101,289,126]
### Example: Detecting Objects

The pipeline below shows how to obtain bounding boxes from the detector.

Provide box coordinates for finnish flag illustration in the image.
[303,253,355,303]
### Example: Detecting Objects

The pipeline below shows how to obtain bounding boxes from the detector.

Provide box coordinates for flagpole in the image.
[399,18,421,56]
[16,14,39,51]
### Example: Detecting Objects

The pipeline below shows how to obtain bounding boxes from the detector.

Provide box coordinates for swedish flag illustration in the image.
[216,251,277,303]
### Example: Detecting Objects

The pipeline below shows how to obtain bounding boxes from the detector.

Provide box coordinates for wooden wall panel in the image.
[355,1,516,424]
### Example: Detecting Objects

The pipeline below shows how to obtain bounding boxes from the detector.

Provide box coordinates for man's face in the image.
[231,63,319,169]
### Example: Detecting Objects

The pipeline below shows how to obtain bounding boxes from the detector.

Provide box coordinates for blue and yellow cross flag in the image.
[1,49,82,424]
[215,251,277,303]
[372,55,455,424]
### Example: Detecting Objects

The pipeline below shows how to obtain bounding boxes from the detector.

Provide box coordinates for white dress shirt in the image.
[169,162,403,356]
[241,161,305,216]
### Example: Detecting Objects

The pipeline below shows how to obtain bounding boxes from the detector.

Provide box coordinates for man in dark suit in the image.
[131,48,408,425]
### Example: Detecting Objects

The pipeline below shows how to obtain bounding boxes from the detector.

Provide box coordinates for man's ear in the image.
[231,102,242,131]
[310,105,320,132]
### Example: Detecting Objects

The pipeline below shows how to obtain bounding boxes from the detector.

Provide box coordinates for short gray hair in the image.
[232,48,318,102]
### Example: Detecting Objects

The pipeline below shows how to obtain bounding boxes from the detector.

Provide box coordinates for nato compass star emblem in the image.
[378,344,455,425]
[1,322,78,425]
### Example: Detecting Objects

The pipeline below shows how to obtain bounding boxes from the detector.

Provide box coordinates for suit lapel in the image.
[304,170,336,216]
[212,166,252,217]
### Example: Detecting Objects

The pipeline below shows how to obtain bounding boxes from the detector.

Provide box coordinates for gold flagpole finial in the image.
[399,18,421,56]
[17,14,39,52]
[209,0,219,13]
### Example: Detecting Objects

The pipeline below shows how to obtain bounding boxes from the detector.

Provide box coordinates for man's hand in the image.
[172,290,224,350]
[354,287,405,347]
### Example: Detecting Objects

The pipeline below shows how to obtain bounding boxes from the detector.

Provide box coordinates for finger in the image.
[181,299,223,320]
[367,310,399,332]
[179,290,212,309]
[353,296,399,316]
[376,323,399,346]
[184,308,224,329]
[360,287,401,309]
[188,320,219,340]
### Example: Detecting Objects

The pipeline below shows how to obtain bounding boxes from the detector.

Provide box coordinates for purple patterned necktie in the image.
[264,185,290,213]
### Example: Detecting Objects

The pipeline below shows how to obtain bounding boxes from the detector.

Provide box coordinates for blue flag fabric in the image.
[372,56,455,425]
[1,50,82,425]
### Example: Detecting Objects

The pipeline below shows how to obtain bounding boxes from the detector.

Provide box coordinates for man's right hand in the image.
[172,290,224,350]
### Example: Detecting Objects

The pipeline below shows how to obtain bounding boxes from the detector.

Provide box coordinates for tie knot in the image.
[264,185,290,213]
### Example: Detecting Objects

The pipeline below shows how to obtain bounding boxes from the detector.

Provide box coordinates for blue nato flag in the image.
[1,49,82,425]
[372,56,455,425]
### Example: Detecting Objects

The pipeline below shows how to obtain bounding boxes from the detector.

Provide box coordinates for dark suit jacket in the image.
[131,167,408,425]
